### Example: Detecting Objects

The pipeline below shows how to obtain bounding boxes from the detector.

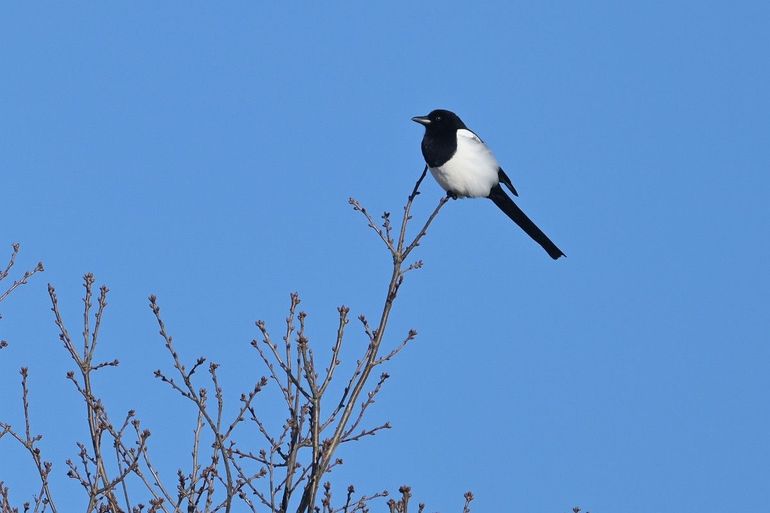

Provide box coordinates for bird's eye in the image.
[435,115,442,121]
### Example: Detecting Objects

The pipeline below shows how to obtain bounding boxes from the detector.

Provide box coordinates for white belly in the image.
[429,129,500,198]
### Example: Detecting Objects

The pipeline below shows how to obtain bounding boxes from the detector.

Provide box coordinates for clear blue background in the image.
[2,2,769,512]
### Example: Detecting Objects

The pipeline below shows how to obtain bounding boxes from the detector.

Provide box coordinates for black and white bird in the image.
[412,109,565,260]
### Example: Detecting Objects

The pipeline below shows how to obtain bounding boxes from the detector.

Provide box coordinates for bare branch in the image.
[294,166,446,513]
[348,199,395,253]
[0,369,58,513]
[0,243,44,305]
[375,330,417,366]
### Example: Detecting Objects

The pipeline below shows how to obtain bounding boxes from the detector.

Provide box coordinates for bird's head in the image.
[411,109,466,134]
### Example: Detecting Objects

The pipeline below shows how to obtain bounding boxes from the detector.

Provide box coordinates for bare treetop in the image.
[0,173,482,513]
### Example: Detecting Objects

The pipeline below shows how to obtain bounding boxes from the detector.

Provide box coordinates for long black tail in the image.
[488,184,565,260]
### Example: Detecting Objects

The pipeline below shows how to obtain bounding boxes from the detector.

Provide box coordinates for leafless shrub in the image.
[0,170,475,513]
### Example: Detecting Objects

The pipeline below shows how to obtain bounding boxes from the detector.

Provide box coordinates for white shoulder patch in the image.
[456,128,484,144]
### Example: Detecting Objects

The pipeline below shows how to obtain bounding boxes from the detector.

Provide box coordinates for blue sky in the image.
[1,2,769,512]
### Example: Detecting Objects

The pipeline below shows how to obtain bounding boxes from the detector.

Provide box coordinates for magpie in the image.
[412,109,565,260]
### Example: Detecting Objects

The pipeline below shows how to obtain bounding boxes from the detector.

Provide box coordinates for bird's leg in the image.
[446,191,459,200]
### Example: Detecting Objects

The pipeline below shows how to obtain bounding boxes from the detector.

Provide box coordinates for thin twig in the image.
[0,369,58,513]
[0,243,44,305]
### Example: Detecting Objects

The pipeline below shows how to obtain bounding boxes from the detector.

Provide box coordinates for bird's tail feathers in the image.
[488,185,565,260]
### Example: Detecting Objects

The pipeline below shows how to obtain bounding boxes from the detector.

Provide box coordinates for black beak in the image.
[411,115,431,126]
